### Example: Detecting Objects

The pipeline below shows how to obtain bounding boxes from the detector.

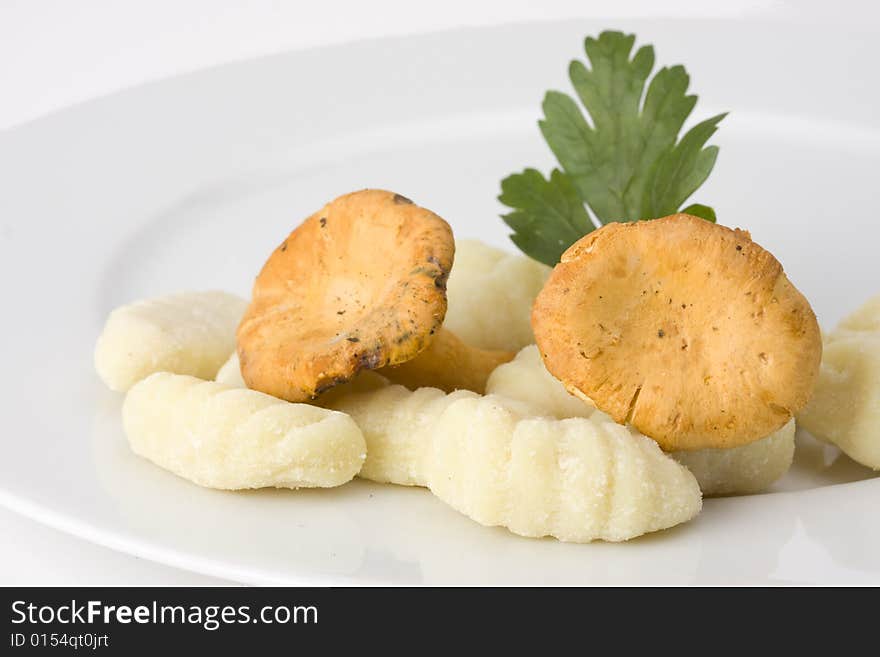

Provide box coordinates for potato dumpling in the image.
[798,295,880,470]
[328,384,701,542]
[215,351,246,388]
[444,239,550,352]
[672,420,795,495]
[487,344,613,422]
[123,373,366,489]
[327,385,482,485]
[95,291,247,391]
[489,346,795,495]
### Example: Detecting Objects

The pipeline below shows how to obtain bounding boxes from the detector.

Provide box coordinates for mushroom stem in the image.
[380,327,513,394]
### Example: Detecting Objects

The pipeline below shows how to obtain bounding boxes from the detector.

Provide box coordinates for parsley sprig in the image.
[500,31,725,265]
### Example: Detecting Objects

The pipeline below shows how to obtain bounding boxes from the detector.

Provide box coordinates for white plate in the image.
[1,18,878,585]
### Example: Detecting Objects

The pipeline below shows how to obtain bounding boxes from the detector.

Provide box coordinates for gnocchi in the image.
[835,294,880,334]
[123,373,366,489]
[671,420,795,496]
[329,385,701,542]
[95,291,247,391]
[215,351,246,388]
[444,239,550,352]
[487,343,613,422]
[327,385,484,485]
[798,295,880,469]
[488,346,796,495]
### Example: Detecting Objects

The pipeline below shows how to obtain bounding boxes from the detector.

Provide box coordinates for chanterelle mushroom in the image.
[532,213,822,451]
[238,189,512,402]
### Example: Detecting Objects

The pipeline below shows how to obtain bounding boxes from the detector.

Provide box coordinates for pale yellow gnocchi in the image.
[798,295,880,470]
[329,385,701,542]
[487,343,613,422]
[488,346,795,495]
[95,291,247,391]
[123,373,366,489]
[835,295,880,334]
[327,385,485,485]
[215,352,246,388]
[671,420,795,495]
[444,239,550,352]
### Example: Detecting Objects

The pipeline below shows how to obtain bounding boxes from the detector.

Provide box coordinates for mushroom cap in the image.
[532,214,822,451]
[238,189,454,402]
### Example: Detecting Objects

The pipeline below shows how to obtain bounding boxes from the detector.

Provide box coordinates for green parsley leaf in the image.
[681,203,717,223]
[499,30,725,265]
[499,168,594,266]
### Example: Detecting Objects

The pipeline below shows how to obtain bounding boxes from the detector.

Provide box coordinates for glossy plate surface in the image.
[1,18,878,584]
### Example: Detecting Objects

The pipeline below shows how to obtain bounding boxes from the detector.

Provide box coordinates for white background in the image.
[0,0,873,585]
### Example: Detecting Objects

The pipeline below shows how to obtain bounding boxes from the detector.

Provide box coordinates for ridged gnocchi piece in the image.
[488,346,795,495]
[433,402,702,542]
[444,239,550,352]
[798,295,880,469]
[328,385,484,485]
[329,385,701,542]
[123,373,366,489]
[95,291,247,391]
